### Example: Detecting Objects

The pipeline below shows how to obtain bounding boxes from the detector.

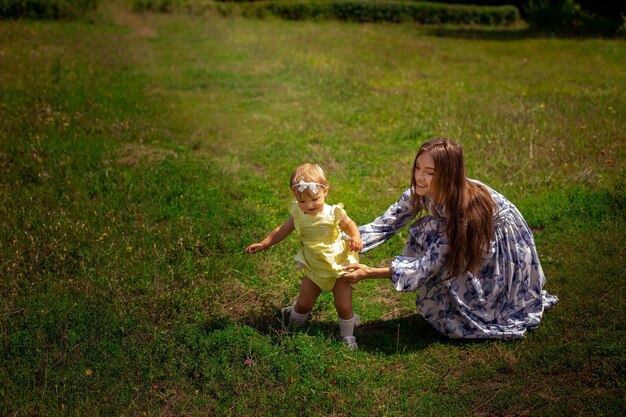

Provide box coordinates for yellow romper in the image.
[291,201,359,292]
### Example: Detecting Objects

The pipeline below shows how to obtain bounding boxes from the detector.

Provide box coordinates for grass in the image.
[0,2,624,415]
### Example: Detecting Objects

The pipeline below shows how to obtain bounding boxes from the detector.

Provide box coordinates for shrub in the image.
[579,0,626,21]
[525,0,625,36]
[421,0,529,17]
[242,1,520,26]
[0,0,99,19]
[126,0,175,12]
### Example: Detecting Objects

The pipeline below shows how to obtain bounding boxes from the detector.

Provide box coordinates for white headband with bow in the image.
[292,180,326,194]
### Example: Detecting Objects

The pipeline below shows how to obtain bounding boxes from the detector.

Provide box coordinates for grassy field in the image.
[1,2,625,416]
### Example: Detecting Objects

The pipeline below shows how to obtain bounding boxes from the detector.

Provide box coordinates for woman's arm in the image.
[343,215,448,291]
[342,263,391,282]
[359,189,415,253]
[342,257,441,291]
[245,216,295,254]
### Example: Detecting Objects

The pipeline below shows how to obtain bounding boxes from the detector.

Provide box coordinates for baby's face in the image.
[294,188,327,215]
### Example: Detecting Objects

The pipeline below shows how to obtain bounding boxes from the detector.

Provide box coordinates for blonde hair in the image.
[411,138,496,278]
[290,163,329,194]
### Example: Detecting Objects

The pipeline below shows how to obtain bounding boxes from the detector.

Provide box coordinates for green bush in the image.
[125,0,175,12]
[525,0,625,36]
[425,0,529,18]
[0,0,99,19]
[242,1,520,26]
[579,0,626,20]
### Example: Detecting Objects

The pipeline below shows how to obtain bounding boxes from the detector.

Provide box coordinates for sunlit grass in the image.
[0,4,624,416]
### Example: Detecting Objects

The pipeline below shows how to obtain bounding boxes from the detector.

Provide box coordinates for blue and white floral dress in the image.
[359,180,558,340]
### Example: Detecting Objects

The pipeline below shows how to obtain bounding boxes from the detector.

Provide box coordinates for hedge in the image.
[0,0,99,19]
[241,1,520,26]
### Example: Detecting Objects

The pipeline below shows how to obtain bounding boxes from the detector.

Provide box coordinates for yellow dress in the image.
[291,201,359,292]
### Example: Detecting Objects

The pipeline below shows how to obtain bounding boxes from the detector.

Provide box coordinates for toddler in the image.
[246,163,363,350]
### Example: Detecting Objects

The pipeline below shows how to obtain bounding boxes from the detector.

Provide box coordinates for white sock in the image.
[338,315,358,338]
[289,308,309,327]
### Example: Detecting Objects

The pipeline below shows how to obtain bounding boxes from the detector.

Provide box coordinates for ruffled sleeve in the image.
[332,203,347,226]
[390,214,448,292]
[359,189,415,253]
[289,200,299,215]
[290,200,301,235]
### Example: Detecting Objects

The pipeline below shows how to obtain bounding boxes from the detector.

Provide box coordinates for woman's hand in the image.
[341,263,372,283]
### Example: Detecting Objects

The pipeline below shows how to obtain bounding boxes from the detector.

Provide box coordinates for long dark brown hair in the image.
[410,138,496,278]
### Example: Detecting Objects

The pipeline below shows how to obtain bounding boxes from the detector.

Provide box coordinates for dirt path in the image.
[101,1,158,39]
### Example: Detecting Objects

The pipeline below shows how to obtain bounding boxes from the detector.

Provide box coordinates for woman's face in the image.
[413,151,436,197]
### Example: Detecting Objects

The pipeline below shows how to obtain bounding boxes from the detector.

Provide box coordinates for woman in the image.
[342,138,558,339]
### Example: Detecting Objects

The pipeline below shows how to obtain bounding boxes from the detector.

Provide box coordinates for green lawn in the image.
[1,3,624,416]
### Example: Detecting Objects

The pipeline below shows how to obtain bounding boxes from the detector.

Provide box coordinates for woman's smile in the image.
[413,151,435,197]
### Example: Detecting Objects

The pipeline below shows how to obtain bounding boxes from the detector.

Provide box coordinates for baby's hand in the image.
[349,237,363,253]
[245,243,265,254]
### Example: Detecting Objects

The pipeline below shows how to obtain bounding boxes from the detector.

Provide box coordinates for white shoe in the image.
[341,336,358,351]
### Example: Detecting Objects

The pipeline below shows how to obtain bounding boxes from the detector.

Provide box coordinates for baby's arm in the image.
[245,216,295,254]
[340,213,363,252]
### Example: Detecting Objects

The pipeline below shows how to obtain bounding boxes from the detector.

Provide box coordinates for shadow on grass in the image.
[242,307,457,354]
[424,25,624,41]
[355,315,448,354]
[218,290,519,355]
[424,26,540,41]
[213,306,513,357]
